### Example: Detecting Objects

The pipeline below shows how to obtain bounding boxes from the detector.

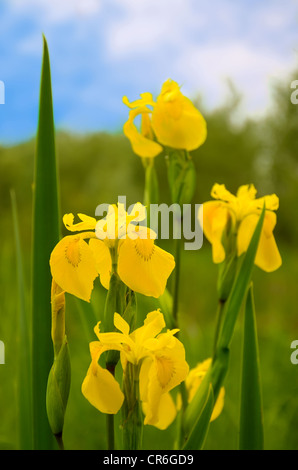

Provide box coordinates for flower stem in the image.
[172,231,181,328]
[106,415,115,451]
[106,363,116,450]
[122,363,143,450]
[212,300,226,358]
[143,158,159,208]
[172,232,187,449]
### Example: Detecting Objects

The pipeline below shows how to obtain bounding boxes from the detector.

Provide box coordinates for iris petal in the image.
[143,392,177,430]
[81,362,124,414]
[118,237,175,298]
[123,106,163,158]
[50,235,98,302]
[63,213,97,232]
[237,212,282,272]
[89,238,112,290]
[202,202,229,264]
[152,79,207,151]
[185,358,225,422]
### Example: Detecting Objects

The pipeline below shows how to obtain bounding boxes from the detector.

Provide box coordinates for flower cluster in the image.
[123,79,207,158]
[50,203,175,301]
[47,76,282,451]
[201,183,282,272]
[82,310,189,429]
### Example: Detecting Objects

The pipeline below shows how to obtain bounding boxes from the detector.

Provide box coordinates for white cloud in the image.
[104,0,298,117]
[252,2,297,31]
[105,0,205,57]
[10,0,102,22]
[175,42,296,116]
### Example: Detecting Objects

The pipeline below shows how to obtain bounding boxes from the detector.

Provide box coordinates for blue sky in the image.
[0,0,297,144]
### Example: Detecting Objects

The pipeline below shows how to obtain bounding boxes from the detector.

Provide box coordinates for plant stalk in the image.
[106,363,116,450]
[122,363,143,450]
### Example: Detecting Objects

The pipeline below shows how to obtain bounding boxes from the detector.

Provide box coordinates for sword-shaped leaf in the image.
[239,283,264,450]
[31,36,60,449]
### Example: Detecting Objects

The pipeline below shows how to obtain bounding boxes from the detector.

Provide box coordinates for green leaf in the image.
[31,36,60,449]
[183,385,214,450]
[239,283,264,450]
[217,252,238,302]
[10,189,33,449]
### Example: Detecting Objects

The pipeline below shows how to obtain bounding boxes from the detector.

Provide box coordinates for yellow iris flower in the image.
[173,358,224,424]
[123,79,207,157]
[123,102,163,159]
[81,310,189,429]
[50,203,175,302]
[184,358,225,422]
[201,183,282,272]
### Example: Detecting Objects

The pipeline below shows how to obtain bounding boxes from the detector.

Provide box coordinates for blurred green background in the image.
[0,73,298,450]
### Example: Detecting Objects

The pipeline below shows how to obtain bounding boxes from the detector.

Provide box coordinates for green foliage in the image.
[1,70,298,450]
[183,385,214,450]
[258,70,298,244]
[10,190,33,449]
[31,36,60,449]
[239,284,264,450]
